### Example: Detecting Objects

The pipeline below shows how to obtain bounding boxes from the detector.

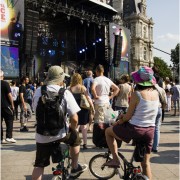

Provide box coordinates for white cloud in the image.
[157,33,179,42]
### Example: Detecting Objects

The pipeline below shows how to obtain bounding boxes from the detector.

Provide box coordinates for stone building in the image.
[112,0,154,71]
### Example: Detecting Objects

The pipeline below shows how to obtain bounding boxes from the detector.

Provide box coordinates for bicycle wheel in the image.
[89,153,116,179]
[132,174,149,180]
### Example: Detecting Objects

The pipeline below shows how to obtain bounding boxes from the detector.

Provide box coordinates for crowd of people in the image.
[1,64,179,180]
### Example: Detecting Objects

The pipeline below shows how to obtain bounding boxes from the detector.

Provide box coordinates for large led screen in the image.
[0,0,24,42]
[0,46,19,77]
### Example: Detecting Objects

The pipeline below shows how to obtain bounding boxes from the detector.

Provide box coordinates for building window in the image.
[143,26,147,38]
[144,47,147,60]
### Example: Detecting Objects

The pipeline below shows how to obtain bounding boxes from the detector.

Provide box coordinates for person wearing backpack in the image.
[26,84,34,112]
[19,76,32,132]
[32,66,88,180]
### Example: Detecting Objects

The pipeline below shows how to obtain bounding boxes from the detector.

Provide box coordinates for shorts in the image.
[94,103,110,123]
[34,131,81,167]
[113,122,155,153]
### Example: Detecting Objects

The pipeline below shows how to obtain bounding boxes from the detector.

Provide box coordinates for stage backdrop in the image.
[1,46,19,78]
[0,0,24,42]
[109,23,131,80]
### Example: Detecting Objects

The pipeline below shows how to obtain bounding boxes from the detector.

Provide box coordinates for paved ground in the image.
[1,110,179,180]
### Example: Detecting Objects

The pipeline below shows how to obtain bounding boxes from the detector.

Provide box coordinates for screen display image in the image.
[0,46,19,77]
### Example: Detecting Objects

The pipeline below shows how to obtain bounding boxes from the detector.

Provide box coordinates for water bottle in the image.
[109,113,116,126]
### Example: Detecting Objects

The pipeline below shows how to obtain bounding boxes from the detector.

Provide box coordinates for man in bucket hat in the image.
[104,66,159,180]
[32,66,87,180]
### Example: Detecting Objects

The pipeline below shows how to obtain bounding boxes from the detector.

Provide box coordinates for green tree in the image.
[154,57,172,79]
[171,43,179,76]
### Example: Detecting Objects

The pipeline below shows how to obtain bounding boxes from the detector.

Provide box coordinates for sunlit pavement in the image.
[1,110,179,180]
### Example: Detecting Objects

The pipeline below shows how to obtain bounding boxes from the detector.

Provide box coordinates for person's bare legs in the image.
[105,127,121,162]
[81,125,87,145]
[70,145,80,169]
[141,153,152,180]
[32,167,44,180]
[88,112,94,131]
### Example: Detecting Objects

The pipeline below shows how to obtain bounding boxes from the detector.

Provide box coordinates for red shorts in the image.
[113,122,155,153]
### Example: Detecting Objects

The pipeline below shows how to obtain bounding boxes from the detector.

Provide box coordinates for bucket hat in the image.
[44,66,65,85]
[131,66,156,86]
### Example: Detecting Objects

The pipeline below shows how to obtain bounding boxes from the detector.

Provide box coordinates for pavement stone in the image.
[1,110,179,180]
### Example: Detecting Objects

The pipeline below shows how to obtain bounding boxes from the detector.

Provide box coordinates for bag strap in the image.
[58,88,68,135]
[81,86,84,94]
[41,85,47,95]
[155,87,164,106]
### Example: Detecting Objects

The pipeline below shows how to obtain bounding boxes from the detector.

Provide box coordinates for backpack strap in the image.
[58,88,66,103]
[41,85,47,95]
[58,88,68,134]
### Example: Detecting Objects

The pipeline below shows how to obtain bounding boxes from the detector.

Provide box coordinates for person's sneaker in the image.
[5,138,16,143]
[20,126,29,132]
[83,144,88,150]
[152,149,158,153]
[70,164,88,176]
[1,139,6,144]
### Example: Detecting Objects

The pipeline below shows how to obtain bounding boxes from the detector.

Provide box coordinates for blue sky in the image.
[146,0,179,65]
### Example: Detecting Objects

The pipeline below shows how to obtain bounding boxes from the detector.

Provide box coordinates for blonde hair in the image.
[70,73,83,87]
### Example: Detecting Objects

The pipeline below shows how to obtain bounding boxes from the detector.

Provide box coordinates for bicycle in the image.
[51,143,82,180]
[89,141,149,180]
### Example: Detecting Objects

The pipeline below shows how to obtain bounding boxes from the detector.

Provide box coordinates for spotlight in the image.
[82,49,85,52]
[79,50,82,53]
[52,10,56,17]
[96,40,99,43]
[86,47,88,50]
[41,5,45,13]
[99,38,102,42]
[93,42,96,46]
[67,15,71,21]
[80,19,83,24]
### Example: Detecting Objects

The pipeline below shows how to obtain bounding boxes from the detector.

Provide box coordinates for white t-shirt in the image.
[11,86,19,101]
[33,85,81,143]
[93,76,113,105]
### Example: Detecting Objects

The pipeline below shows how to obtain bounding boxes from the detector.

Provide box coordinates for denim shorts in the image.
[113,122,155,153]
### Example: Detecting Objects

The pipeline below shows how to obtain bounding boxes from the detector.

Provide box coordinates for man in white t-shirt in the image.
[32,66,87,180]
[92,64,119,123]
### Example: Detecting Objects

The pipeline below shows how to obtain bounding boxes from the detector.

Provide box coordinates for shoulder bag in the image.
[80,86,91,110]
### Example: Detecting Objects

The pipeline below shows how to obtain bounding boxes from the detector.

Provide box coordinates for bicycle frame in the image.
[117,151,142,179]
[52,144,71,179]
[101,148,144,180]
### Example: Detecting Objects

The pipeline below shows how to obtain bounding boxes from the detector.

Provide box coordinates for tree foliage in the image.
[171,43,179,76]
[171,43,179,65]
[153,57,172,79]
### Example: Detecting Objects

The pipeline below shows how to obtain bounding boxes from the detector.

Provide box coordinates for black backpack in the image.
[36,85,66,136]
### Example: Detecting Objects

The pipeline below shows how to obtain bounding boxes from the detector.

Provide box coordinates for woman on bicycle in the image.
[105,66,159,180]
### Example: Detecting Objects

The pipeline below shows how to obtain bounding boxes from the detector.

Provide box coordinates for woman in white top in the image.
[10,81,19,120]
[104,66,159,180]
